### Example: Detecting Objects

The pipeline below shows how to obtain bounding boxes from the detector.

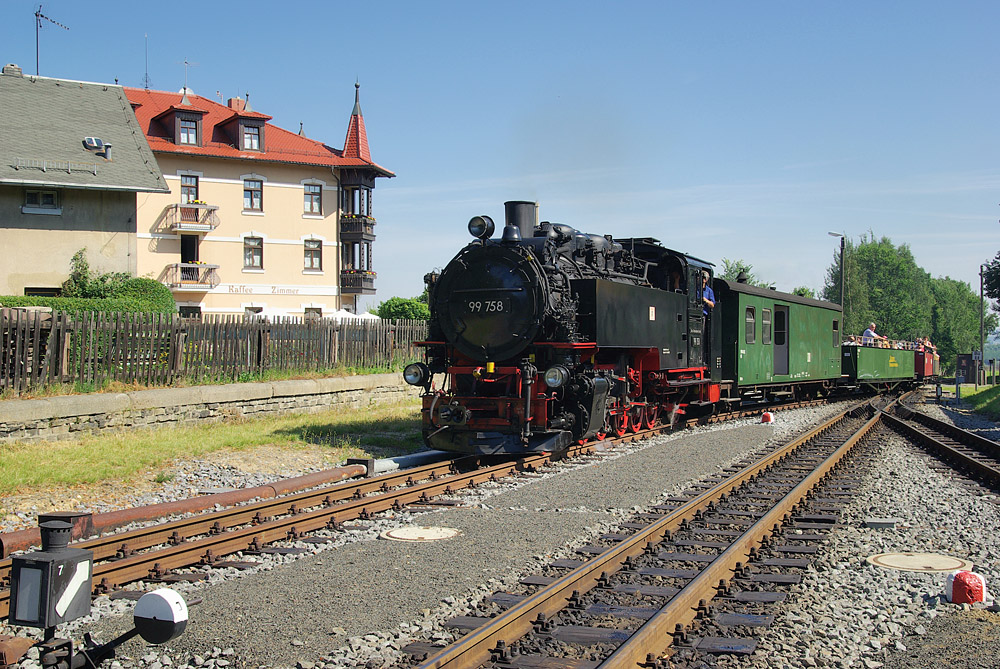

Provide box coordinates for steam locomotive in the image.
[403,201,926,455]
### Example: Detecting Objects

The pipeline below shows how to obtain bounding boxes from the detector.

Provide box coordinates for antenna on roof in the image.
[142,33,152,90]
[34,5,69,76]
[177,57,198,95]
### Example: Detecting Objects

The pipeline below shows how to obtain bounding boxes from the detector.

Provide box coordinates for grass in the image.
[0,399,423,497]
[953,383,1000,421]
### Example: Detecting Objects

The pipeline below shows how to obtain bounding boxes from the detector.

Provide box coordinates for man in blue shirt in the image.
[701,271,715,316]
[701,271,716,365]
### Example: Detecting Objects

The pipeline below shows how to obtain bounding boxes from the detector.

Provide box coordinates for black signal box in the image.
[8,521,93,629]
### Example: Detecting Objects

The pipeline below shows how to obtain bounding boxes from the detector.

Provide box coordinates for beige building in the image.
[0,64,168,296]
[125,83,393,318]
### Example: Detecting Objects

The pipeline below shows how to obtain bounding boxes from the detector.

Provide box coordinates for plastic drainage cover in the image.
[380,526,461,543]
[867,553,974,572]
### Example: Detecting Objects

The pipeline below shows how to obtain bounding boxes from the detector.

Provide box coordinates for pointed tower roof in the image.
[342,82,372,163]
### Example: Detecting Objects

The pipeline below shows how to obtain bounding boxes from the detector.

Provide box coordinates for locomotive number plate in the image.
[464,298,510,314]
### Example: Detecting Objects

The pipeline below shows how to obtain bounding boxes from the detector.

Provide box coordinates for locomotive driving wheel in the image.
[628,405,643,433]
[609,400,628,437]
[643,403,659,429]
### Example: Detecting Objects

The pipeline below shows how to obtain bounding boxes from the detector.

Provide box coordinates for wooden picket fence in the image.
[1,308,427,395]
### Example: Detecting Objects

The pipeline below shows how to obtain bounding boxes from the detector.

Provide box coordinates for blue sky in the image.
[6,1,999,315]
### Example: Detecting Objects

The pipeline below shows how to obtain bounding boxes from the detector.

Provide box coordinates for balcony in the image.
[340,214,376,242]
[163,263,221,291]
[165,203,220,233]
[340,269,376,295]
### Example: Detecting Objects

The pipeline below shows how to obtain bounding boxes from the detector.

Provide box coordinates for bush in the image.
[375,296,430,320]
[61,249,130,298]
[0,295,140,313]
[115,278,176,313]
[1,278,176,315]
[0,248,178,314]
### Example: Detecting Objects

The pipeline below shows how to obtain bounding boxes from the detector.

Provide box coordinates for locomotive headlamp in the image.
[403,362,431,386]
[468,215,495,240]
[544,365,570,388]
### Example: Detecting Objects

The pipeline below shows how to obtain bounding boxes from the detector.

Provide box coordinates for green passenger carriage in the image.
[714,280,843,403]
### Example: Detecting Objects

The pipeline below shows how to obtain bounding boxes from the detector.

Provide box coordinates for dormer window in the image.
[243,125,260,151]
[179,119,198,145]
[156,106,206,147]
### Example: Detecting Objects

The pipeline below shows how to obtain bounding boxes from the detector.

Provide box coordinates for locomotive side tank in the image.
[406,201,721,454]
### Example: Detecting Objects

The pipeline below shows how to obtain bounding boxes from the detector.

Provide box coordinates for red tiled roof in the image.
[123,87,393,176]
[343,109,371,163]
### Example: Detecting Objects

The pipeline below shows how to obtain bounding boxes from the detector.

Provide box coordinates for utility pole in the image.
[981,263,987,386]
[828,232,846,327]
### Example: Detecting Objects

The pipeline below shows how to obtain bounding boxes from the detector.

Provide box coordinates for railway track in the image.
[0,448,593,618]
[402,401,881,668]
[398,390,1000,669]
[885,399,1000,486]
[0,395,835,621]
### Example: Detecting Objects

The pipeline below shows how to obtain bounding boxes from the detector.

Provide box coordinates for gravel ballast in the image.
[5,398,1000,669]
[78,413,792,667]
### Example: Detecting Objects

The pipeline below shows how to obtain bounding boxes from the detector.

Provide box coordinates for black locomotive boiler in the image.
[403,201,722,454]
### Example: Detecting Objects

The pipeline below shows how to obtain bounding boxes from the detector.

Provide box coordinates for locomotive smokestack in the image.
[504,201,537,239]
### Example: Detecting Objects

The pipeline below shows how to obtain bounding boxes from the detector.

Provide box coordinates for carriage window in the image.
[774,309,787,346]
[745,307,756,344]
[833,319,840,347]
[762,309,772,345]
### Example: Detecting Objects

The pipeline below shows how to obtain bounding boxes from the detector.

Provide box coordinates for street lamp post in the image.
[828,232,846,322]
[981,263,987,386]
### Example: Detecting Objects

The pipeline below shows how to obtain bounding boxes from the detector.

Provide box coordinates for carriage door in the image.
[773,305,789,375]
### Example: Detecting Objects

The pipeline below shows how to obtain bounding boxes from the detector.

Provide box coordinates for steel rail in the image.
[414,401,873,669]
[83,450,590,591]
[0,445,598,617]
[0,457,469,582]
[882,411,1000,484]
[599,410,880,667]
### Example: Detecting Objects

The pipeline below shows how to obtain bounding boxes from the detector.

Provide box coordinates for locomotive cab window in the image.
[745,307,756,344]
[762,308,772,345]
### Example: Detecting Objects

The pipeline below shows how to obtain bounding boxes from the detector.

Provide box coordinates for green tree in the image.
[719,258,771,287]
[823,234,932,339]
[983,254,1000,305]
[375,296,430,320]
[61,249,92,297]
[930,277,998,373]
[791,286,815,299]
